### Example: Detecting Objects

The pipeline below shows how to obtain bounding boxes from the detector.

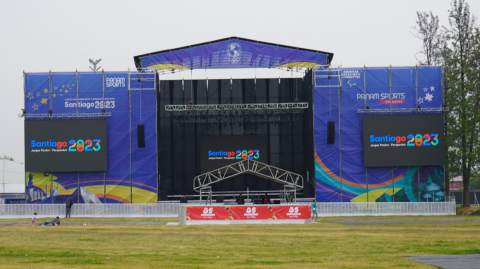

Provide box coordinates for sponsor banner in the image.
[186,206,230,220]
[272,205,310,219]
[186,205,311,221]
[229,206,272,220]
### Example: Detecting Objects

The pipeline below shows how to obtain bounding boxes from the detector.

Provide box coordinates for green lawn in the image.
[0,215,479,268]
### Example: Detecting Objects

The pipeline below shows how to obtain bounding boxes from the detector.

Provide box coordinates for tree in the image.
[443,0,479,207]
[412,11,445,65]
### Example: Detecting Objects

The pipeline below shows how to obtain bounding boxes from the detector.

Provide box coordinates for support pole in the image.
[76,71,79,118]
[338,67,342,202]
[364,66,368,202]
[128,71,132,203]
[390,66,394,202]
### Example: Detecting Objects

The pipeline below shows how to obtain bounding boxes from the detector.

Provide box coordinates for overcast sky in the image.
[1,0,479,163]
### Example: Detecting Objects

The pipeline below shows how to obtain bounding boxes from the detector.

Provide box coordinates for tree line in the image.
[413,0,480,207]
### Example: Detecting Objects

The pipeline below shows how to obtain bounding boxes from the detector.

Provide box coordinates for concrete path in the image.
[406,254,480,269]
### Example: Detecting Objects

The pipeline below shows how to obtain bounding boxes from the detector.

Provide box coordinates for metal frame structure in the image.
[357,107,449,114]
[166,102,308,124]
[165,102,308,112]
[193,159,304,193]
[199,186,212,205]
[19,113,111,118]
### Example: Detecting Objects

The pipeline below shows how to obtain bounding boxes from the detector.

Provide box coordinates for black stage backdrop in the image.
[157,70,314,200]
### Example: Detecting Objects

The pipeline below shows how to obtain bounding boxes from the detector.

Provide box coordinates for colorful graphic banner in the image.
[24,71,157,204]
[315,66,445,203]
[186,205,311,221]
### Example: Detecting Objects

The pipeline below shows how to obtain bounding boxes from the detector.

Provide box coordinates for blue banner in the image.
[25,71,158,204]
[315,66,444,202]
[136,37,330,70]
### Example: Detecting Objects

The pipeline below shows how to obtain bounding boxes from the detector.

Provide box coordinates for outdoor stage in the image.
[21,36,447,207]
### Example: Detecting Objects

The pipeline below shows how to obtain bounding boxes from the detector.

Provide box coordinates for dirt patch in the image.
[456,207,480,215]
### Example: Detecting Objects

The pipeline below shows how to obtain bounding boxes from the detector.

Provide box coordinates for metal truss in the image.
[314,65,343,88]
[165,102,308,112]
[193,160,304,192]
[357,107,449,114]
[19,113,112,118]
[170,114,301,124]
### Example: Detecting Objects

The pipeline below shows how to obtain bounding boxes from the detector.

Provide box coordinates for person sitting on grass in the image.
[44,216,61,226]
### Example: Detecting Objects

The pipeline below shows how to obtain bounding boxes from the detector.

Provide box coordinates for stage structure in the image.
[22,37,446,204]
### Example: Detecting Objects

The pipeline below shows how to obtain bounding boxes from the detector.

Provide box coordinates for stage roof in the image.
[134,37,334,70]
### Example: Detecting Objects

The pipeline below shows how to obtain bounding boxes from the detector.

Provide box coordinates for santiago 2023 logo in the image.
[369,133,439,148]
[208,149,260,160]
[31,139,101,152]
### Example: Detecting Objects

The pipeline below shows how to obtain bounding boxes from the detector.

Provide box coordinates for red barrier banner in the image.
[186,205,311,221]
[229,206,273,220]
[186,206,230,220]
[272,205,310,219]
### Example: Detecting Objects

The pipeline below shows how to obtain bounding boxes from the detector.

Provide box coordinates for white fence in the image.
[0,203,179,219]
[316,202,456,216]
[0,202,456,219]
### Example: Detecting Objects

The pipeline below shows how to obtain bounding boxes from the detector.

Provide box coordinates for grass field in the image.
[1,214,479,268]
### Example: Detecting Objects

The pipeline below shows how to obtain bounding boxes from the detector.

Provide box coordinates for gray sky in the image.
[1,0,479,163]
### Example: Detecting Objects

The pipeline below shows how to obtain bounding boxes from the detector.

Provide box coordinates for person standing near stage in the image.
[65,200,73,218]
[30,212,37,227]
[311,199,318,221]
[237,194,245,205]
[262,193,271,204]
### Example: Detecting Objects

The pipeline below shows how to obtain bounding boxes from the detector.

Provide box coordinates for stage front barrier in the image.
[179,204,312,225]
[0,202,455,219]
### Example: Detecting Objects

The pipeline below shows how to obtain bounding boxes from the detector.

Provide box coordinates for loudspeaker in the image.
[180,196,187,203]
[273,199,281,204]
[253,199,263,204]
[216,196,224,203]
[137,124,145,148]
[327,121,335,144]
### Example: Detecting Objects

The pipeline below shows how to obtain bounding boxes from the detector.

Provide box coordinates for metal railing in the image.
[0,203,178,219]
[315,202,456,216]
[0,202,456,219]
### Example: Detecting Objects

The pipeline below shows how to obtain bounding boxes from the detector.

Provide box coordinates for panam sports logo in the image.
[369,134,439,148]
[287,207,301,217]
[201,207,215,217]
[208,149,260,160]
[357,93,406,104]
[106,77,125,88]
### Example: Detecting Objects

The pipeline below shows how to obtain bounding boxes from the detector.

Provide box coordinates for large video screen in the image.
[363,114,444,167]
[200,136,268,173]
[25,119,108,172]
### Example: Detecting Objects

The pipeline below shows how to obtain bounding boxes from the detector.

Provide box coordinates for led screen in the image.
[363,114,444,167]
[25,119,108,172]
[200,136,268,173]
